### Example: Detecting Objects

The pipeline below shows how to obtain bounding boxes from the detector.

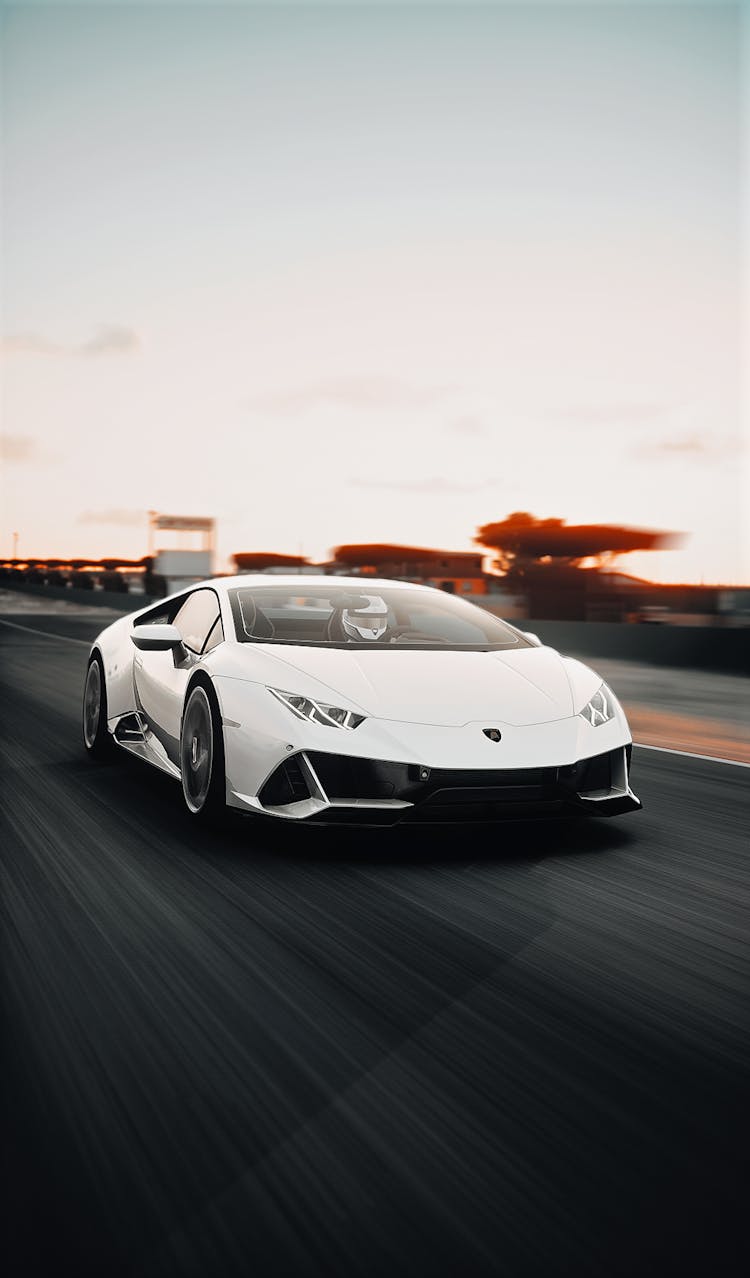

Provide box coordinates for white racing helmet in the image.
[341,594,389,641]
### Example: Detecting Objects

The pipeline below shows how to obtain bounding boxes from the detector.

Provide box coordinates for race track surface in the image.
[1,614,748,1277]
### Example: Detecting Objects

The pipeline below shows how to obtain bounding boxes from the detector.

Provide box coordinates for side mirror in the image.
[522,630,543,647]
[131,623,183,652]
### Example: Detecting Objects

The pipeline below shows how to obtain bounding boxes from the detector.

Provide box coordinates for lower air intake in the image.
[259,756,310,806]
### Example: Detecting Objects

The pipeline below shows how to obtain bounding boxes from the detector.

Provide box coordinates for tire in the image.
[82,652,114,759]
[180,681,226,822]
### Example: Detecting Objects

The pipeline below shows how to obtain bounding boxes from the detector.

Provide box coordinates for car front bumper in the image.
[232,744,641,824]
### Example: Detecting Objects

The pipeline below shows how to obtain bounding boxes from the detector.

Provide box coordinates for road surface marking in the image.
[0,617,91,646]
[633,742,750,769]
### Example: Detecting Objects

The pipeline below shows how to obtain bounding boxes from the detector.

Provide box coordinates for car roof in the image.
[198,574,434,596]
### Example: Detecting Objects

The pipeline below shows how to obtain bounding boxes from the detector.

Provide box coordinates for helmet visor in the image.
[343,610,388,640]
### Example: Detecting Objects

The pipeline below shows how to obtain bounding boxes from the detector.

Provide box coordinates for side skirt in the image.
[110,713,181,781]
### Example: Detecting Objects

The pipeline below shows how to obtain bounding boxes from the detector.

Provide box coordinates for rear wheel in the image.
[82,653,114,759]
[180,682,226,822]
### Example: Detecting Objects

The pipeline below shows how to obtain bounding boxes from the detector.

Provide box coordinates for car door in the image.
[133,588,222,764]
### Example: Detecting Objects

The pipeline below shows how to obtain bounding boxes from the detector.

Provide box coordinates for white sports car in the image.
[82,575,641,825]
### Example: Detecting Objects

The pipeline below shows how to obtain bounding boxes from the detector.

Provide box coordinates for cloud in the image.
[447,415,487,437]
[1,334,61,356]
[350,475,502,496]
[1,324,140,357]
[0,434,39,463]
[648,434,707,455]
[77,508,145,526]
[632,432,740,461]
[245,377,453,416]
[555,402,676,426]
[80,325,140,356]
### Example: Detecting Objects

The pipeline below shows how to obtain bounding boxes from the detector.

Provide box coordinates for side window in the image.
[135,610,170,626]
[202,615,224,654]
[133,598,186,627]
[172,590,220,654]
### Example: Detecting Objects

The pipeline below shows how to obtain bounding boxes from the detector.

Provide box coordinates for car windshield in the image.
[228,584,530,650]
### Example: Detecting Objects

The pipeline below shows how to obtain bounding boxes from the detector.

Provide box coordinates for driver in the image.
[341,595,389,641]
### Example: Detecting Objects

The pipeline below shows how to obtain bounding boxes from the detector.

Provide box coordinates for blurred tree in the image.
[475,512,680,582]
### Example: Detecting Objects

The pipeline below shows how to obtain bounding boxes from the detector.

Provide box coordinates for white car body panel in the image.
[241,644,577,726]
[86,573,640,824]
[217,674,631,808]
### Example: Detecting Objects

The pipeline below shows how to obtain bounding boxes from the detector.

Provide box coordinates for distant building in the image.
[150,513,215,594]
[330,544,488,595]
[232,553,318,574]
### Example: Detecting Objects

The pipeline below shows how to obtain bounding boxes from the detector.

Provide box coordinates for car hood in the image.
[254,644,576,727]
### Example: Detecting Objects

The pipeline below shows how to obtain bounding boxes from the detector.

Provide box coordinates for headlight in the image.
[269,688,365,730]
[579,683,616,727]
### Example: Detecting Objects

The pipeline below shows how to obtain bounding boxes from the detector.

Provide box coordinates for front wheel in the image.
[180,682,226,822]
[82,653,114,759]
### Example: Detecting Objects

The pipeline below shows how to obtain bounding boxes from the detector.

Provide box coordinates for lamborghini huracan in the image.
[82,575,641,824]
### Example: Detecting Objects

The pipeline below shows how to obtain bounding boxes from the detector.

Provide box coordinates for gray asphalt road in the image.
[1,614,748,1277]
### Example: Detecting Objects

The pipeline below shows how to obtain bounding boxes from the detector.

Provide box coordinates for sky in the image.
[1,0,747,583]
